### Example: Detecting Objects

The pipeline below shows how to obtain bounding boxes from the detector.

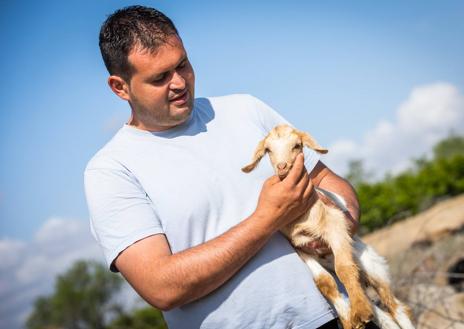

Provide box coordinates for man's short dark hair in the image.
[99,5,178,81]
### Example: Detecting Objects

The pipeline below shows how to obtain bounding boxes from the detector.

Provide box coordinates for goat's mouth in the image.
[276,161,296,179]
[277,169,290,180]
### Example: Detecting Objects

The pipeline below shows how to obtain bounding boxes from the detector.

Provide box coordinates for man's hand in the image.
[253,153,318,232]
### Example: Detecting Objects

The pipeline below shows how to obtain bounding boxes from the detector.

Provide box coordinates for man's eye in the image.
[178,61,187,69]
[153,73,167,83]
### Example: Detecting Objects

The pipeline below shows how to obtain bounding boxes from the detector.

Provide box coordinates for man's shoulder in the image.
[195,94,266,121]
[85,128,131,174]
[199,93,260,107]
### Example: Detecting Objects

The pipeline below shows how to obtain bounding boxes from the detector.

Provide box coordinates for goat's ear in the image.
[297,130,328,154]
[241,139,267,173]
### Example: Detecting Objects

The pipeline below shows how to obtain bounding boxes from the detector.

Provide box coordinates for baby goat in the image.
[242,124,414,329]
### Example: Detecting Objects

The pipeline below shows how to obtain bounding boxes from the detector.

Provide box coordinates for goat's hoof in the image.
[350,307,373,329]
[352,317,371,329]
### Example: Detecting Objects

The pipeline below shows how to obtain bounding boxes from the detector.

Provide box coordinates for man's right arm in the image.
[115,154,316,311]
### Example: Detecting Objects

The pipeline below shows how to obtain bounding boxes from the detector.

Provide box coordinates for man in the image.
[85,5,361,329]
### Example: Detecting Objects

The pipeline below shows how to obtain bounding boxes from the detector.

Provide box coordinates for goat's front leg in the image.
[328,232,373,329]
[352,237,415,329]
[296,250,352,329]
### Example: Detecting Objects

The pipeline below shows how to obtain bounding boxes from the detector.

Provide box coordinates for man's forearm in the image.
[151,212,275,309]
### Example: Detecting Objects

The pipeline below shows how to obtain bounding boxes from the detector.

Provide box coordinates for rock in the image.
[363,195,464,259]
[416,292,464,329]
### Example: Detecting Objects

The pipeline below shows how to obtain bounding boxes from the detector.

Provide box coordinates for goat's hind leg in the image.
[296,250,351,329]
[329,237,373,328]
[372,305,401,329]
[353,237,415,329]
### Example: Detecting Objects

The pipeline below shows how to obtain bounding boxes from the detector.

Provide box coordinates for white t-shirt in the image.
[84,94,335,329]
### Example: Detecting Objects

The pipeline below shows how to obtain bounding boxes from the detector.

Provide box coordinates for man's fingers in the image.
[284,153,305,185]
[295,168,309,193]
[302,178,315,201]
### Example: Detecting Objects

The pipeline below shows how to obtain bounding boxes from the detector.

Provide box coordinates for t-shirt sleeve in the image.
[84,161,164,272]
[249,95,321,173]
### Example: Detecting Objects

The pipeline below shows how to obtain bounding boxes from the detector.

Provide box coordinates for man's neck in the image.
[127,113,177,132]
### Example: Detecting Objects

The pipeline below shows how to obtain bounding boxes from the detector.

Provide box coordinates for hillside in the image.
[363,194,464,329]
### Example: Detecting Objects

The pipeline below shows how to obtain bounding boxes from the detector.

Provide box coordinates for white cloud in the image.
[0,239,26,270]
[35,217,83,243]
[324,82,464,177]
[0,218,106,329]
[398,83,463,135]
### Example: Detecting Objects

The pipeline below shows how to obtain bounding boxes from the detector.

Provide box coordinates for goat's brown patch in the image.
[314,274,339,301]
[366,276,398,316]
[404,304,414,320]
[296,130,328,154]
[314,274,352,329]
[335,260,373,328]
[241,139,267,172]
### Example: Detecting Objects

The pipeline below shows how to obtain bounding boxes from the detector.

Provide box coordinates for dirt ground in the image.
[363,194,464,329]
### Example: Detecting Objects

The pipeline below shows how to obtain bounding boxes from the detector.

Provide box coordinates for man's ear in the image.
[297,130,328,154]
[241,139,267,173]
[108,75,130,101]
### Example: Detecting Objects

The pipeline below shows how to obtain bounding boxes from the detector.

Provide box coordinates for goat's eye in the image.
[264,148,271,154]
[293,144,302,150]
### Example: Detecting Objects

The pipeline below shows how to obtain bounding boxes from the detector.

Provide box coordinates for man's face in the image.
[125,35,195,131]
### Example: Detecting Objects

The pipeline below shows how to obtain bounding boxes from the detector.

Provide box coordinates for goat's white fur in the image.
[297,250,351,325]
[373,306,401,329]
[242,124,415,329]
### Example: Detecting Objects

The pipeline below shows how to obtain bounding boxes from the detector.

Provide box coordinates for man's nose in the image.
[170,71,186,90]
[277,162,287,170]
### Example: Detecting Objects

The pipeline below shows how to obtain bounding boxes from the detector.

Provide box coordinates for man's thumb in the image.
[266,175,281,185]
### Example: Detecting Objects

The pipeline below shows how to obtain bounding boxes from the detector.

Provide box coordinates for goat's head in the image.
[241,124,328,179]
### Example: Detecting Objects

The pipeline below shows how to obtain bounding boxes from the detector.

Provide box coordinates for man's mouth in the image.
[169,90,189,105]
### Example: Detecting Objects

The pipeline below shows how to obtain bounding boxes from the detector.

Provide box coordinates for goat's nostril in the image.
[277,162,287,170]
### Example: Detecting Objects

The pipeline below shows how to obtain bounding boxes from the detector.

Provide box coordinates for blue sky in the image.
[1,0,464,241]
[1,1,464,327]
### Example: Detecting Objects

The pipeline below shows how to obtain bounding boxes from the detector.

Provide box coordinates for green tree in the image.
[433,134,464,159]
[108,307,167,329]
[346,159,371,187]
[26,260,168,329]
[26,297,56,329]
[26,260,123,329]
[356,134,464,233]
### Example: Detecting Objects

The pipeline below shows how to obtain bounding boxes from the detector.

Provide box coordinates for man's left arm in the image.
[309,161,360,235]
